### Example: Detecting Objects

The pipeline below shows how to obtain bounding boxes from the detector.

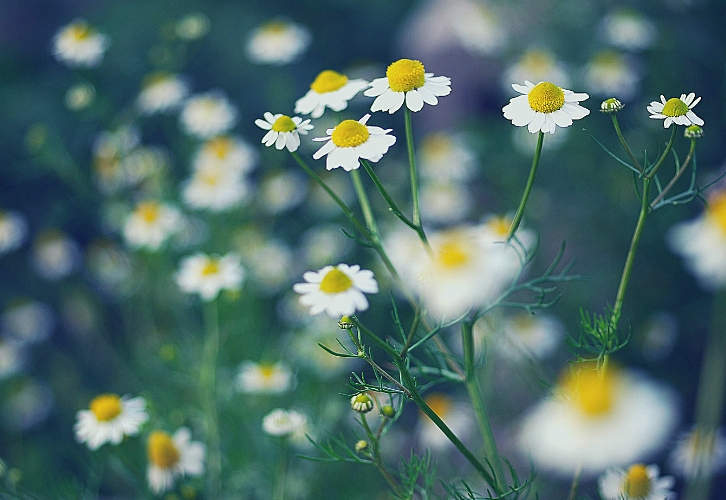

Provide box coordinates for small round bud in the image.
[350,393,374,413]
[380,405,396,418]
[600,97,624,113]
[355,439,369,453]
[685,124,704,139]
[338,315,355,329]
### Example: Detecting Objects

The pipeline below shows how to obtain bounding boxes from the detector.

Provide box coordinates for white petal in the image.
[406,90,424,112]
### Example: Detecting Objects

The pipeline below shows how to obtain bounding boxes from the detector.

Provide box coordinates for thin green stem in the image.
[272,438,288,500]
[201,300,222,498]
[508,131,544,240]
[645,125,678,180]
[610,114,643,173]
[360,414,404,496]
[650,139,697,208]
[404,107,422,229]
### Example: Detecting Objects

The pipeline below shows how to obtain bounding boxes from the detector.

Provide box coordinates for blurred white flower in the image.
[484,311,563,361]
[420,181,472,225]
[262,408,309,442]
[257,170,307,215]
[180,91,238,139]
[601,9,657,51]
[312,114,396,171]
[123,201,182,251]
[0,210,28,255]
[293,263,378,318]
[451,0,508,56]
[182,166,250,212]
[364,59,451,114]
[416,392,475,451]
[295,70,369,118]
[175,12,210,40]
[599,463,675,500]
[418,132,477,183]
[0,339,25,380]
[502,49,570,92]
[235,361,295,394]
[669,425,726,479]
[3,379,54,431]
[583,50,640,101]
[299,224,352,269]
[85,239,136,297]
[31,228,82,280]
[147,427,206,495]
[246,19,311,65]
[0,299,55,346]
[64,82,96,110]
[175,252,245,301]
[74,394,148,450]
[52,19,110,68]
[255,112,313,153]
[193,136,258,176]
[502,80,590,135]
[136,72,190,115]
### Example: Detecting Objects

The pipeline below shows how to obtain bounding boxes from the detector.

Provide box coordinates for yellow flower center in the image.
[561,362,616,417]
[70,23,92,41]
[148,431,181,468]
[520,50,555,74]
[623,464,651,498]
[592,50,623,69]
[528,82,565,114]
[206,136,232,158]
[437,240,470,269]
[142,71,171,88]
[421,133,453,161]
[386,59,426,92]
[271,115,297,133]
[310,70,349,94]
[201,258,220,276]
[319,268,354,294]
[90,394,122,422]
[200,170,221,186]
[707,191,726,235]
[137,202,160,223]
[423,393,451,418]
[261,21,288,35]
[486,216,511,238]
[259,363,276,379]
[331,120,370,148]
[661,97,689,117]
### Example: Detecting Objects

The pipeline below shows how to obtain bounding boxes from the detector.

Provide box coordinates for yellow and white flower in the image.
[246,19,311,66]
[295,70,369,118]
[364,59,451,114]
[175,252,245,301]
[192,136,258,175]
[583,50,640,101]
[600,9,657,52]
[122,201,182,251]
[255,112,313,153]
[74,393,148,450]
[502,49,570,92]
[52,19,110,68]
[147,427,206,495]
[179,91,238,139]
[293,263,378,318]
[31,228,82,280]
[312,114,396,171]
[598,463,675,500]
[1,298,55,346]
[181,166,250,212]
[235,360,295,394]
[262,408,309,440]
[647,93,704,128]
[503,80,590,134]
[136,72,190,115]
[669,425,726,479]
[0,210,28,255]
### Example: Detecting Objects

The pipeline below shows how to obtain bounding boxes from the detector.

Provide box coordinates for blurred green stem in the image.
[201,300,222,497]
[360,414,403,496]
[273,438,288,500]
[508,131,544,240]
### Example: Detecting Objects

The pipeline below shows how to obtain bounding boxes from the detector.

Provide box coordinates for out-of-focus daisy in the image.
[364,59,451,114]
[235,361,295,394]
[262,408,309,441]
[418,131,477,183]
[31,228,82,280]
[51,19,110,68]
[312,114,396,171]
[647,93,704,128]
[669,425,726,479]
[239,236,294,295]
[179,91,238,139]
[503,80,590,134]
[0,339,25,380]
[3,379,54,431]
[136,72,189,115]
[256,169,307,215]
[417,392,475,451]
[293,263,378,318]
[288,316,356,378]
[147,427,205,495]
[451,0,508,56]
[583,50,640,101]
[0,210,28,255]
[175,252,245,301]
[668,190,726,290]
[246,19,311,66]
[181,167,250,212]
[502,49,570,92]
[419,182,472,225]
[482,311,563,361]
[600,9,657,51]
[193,136,258,175]
[598,463,675,500]
[517,363,679,477]
[175,12,210,41]
[65,82,96,111]
[299,224,352,269]
[74,394,148,450]
[295,70,369,119]
[85,239,136,298]
[0,299,55,346]
[122,201,182,251]
[255,112,313,153]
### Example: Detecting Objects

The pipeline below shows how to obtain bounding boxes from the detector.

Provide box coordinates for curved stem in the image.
[611,114,643,173]
[201,300,222,497]
[508,131,544,240]
[645,125,678,180]
[650,138,697,209]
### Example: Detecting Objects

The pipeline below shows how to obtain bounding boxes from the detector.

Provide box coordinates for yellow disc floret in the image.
[661,97,689,117]
[423,393,451,418]
[90,394,123,422]
[561,362,616,417]
[331,120,370,148]
[310,70,348,94]
[70,23,92,41]
[207,136,232,158]
[201,258,220,276]
[386,59,426,92]
[137,202,160,223]
[707,191,726,235]
[320,268,354,293]
[271,115,297,132]
[528,82,565,114]
[148,430,181,468]
[437,237,470,269]
[623,464,651,498]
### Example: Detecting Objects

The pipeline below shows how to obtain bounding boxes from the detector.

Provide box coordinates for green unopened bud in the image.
[600,97,624,113]
[350,393,374,413]
[355,439,369,453]
[685,124,704,139]
[380,405,395,418]
[338,315,355,329]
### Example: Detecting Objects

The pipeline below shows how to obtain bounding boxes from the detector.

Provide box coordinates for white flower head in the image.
[418,131,477,183]
[255,112,313,153]
[175,252,245,301]
[193,136,258,176]
[74,394,148,450]
[491,312,564,361]
[235,360,295,394]
[181,167,250,212]
[122,201,182,251]
[419,181,472,225]
[0,210,28,255]
[647,93,704,128]
[262,408,308,439]
[364,58,451,114]
[669,425,726,479]
[451,1,508,56]
[1,299,55,346]
[293,263,378,318]
[583,50,640,101]
[31,228,82,280]
[502,49,571,92]
[52,18,110,68]
[503,80,590,134]
[147,427,206,495]
[312,114,396,171]
[295,70,369,119]
[179,91,238,139]
[136,72,190,115]
[246,19,311,66]
[601,9,657,51]
[65,82,96,111]
[598,463,676,500]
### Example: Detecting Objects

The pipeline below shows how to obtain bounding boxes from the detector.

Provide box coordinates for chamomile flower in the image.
[31,228,82,280]
[503,80,590,134]
[295,70,369,119]
[136,72,189,115]
[122,201,182,251]
[583,50,640,101]
[669,425,726,479]
[74,394,148,450]
[65,82,95,111]
[503,49,570,91]
[647,93,704,128]
[52,19,110,68]
[0,210,28,255]
[235,361,295,394]
[179,91,238,139]
[175,252,245,301]
[147,428,206,495]
[181,167,250,212]
[292,263,378,318]
[262,408,309,440]
[601,9,657,51]
[598,464,675,500]
[312,114,396,171]
[255,112,313,153]
[193,136,258,175]
[246,19,311,66]
[364,59,451,114]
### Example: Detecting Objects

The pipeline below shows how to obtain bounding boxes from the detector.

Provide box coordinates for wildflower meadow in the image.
[3,1,726,499]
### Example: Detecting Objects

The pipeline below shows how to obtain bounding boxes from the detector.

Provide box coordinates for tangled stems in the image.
[507,131,544,240]
[359,413,405,497]
[200,300,222,498]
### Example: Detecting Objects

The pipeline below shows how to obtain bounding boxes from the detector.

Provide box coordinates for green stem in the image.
[360,414,404,496]
[611,114,643,173]
[645,125,678,180]
[508,131,544,240]
[273,439,288,500]
[200,300,222,498]
[650,139,697,209]
[404,107,423,229]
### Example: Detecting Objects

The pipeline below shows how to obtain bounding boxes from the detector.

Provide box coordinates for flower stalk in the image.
[508,131,544,240]
[200,300,222,498]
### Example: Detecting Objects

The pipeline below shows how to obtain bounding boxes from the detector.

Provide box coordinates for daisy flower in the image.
[0,210,28,255]
[364,58,451,114]
[583,50,640,101]
[295,70,369,118]
[312,114,396,171]
[293,263,378,318]
[235,361,295,394]
[51,18,110,68]
[179,91,238,139]
[122,201,182,251]
[262,408,309,440]
[600,9,657,51]
[136,72,189,115]
[669,425,726,479]
[502,80,590,134]
[65,82,95,111]
[175,252,245,301]
[598,463,675,500]
[647,93,704,128]
[255,112,313,153]
[181,166,250,212]
[193,136,258,175]
[147,427,206,495]
[1,299,55,346]
[31,228,82,280]
[74,393,149,450]
[246,19,311,66]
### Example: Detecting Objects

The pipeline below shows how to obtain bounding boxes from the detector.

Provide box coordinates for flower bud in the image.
[338,315,355,329]
[350,393,374,413]
[600,97,624,113]
[685,124,704,139]
[380,405,395,418]
[355,439,369,453]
